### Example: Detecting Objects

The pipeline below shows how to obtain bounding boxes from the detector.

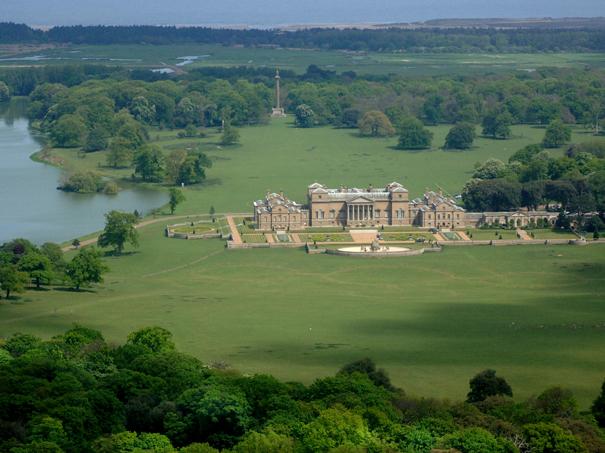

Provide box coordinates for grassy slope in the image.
[0,221,604,407]
[10,119,605,407]
[49,119,603,216]
[1,44,604,75]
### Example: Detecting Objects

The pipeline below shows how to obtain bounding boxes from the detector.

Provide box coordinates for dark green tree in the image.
[467,369,513,403]
[98,211,139,254]
[176,152,212,186]
[49,114,87,148]
[18,252,53,289]
[83,127,110,152]
[65,247,107,290]
[543,120,572,148]
[482,110,513,139]
[592,379,605,428]
[338,357,394,391]
[444,123,476,150]
[397,117,433,150]
[133,145,165,182]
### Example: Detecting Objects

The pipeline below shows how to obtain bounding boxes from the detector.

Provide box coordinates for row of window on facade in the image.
[426,213,461,220]
[314,209,406,220]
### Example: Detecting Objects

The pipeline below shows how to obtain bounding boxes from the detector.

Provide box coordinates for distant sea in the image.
[3,0,605,28]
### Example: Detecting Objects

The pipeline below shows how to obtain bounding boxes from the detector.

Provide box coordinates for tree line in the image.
[3,228,604,452]
[0,238,106,298]
[4,65,605,193]
[461,141,605,232]
[1,324,605,452]
[1,22,605,52]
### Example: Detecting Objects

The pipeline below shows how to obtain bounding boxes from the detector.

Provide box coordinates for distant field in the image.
[1,44,604,75]
[42,119,605,216]
[0,220,604,407]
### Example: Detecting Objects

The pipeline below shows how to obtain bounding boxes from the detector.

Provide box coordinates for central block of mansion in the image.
[253,182,466,230]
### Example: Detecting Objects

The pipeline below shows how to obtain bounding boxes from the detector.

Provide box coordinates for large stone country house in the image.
[253,182,559,231]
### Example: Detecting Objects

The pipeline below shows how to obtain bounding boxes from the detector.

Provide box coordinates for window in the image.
[437,214,441,220]
[329,210,335,219]
[319,210,324,220]
[375,209,380,218]
[396,209,404,219]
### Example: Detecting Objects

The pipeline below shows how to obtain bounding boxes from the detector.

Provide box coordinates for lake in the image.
[0,100,168,244]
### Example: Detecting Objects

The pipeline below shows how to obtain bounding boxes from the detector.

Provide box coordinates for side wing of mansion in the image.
[253,182,558,231]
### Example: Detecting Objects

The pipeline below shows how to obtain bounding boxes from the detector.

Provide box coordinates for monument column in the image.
[271,69,286,117]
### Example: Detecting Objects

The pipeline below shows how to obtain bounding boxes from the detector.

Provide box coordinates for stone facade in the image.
[466,210,558,228]
[307,182,411,227]
[252,182,559,231]
[253,192,308,231]
[410,191,466,229]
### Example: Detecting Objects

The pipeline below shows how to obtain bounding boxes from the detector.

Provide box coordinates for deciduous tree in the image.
[169,188,186,214]
[294,104,315,128]
[444,123,476,150]
[467,369,512,403]
[98,211,139,254]
[0,264,29,298]
[543,120,572,148]
[65,247,107,290]
[396,117,433,150]
[358,111,395,137]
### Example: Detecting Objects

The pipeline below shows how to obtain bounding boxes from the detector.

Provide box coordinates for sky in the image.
[1,0,604,27]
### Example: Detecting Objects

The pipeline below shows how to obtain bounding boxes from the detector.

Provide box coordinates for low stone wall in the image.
[166,230,221,240]
[166,219,221,240]
[437,238,590,247]
[325,247,432,258]
[227,241,305,250]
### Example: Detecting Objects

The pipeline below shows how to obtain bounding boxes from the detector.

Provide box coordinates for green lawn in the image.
[242,234,267,243]
[40,120,605,219]
[468,229,521,240]
[2,44,604,76]
[1,221,604,407]
[299,233,353,243]
[381,232,433,242]
[530,229,579,240]
[171,223,217,234]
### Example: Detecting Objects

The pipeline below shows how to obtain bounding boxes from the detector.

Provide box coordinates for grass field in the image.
[42,118,605,218]
[1,44,604,76]
[11,113,605,408]
[1,220,604,407]
[468,229,579,240]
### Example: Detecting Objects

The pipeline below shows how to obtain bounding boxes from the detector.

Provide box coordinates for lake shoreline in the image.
[0,100,169,245]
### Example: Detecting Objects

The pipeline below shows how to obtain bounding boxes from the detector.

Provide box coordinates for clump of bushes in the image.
[58,171,118,194]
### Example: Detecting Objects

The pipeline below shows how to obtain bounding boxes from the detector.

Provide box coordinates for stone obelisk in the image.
[271,68,286,117]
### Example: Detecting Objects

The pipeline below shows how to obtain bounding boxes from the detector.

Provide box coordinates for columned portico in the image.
[347,202,375,223]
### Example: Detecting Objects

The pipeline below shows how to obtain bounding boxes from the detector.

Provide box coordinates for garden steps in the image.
[226,216,243,244]
[350,229,379,243]
[517,229,531,240]
[457,231,471,241]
